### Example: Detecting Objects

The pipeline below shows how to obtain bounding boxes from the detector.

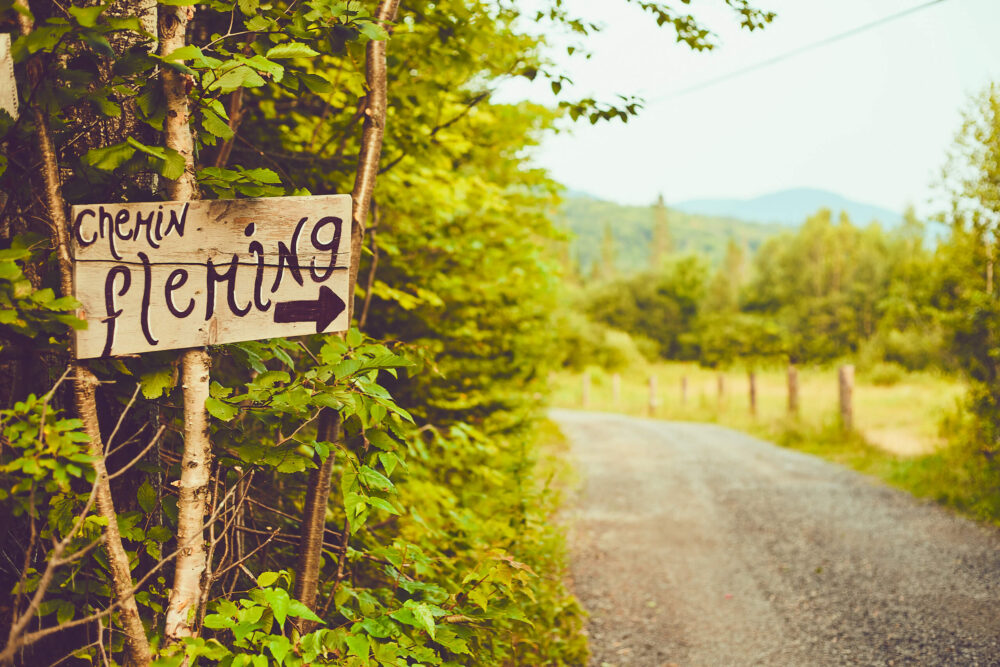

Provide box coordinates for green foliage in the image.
[0,237,84,351]
[584,256,709,359]
[555,310,654,371]
[0,0,778,663]
[557,193,785,278]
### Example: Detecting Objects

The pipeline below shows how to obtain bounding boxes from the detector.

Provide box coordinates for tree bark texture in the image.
[294,409,340,633]
[164,348,212,640]
[158,5,198,201]
[158,4,213,643]
[17,3,152,664]
[349,0,401,320]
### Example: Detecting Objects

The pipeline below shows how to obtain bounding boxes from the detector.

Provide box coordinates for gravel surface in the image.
[553,409,1000,667]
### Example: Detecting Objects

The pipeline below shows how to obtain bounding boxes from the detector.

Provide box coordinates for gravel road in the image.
[553,409,1000,666]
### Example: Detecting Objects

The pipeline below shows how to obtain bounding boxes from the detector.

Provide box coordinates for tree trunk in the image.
[164,349,212,640]
[839,364,854,431]
[158,4,213,643]
[293,409,339,633]
[295,0,400,620]
[787,364,799,417]
[16,4,152,664]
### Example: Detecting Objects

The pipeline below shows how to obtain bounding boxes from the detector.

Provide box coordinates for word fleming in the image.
[71,195,352,358]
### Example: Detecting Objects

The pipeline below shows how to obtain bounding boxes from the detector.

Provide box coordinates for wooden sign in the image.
[71,195,352,358]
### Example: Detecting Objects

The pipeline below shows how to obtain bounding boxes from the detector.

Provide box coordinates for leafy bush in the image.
[555,310,653,371]
[861,362,907,387]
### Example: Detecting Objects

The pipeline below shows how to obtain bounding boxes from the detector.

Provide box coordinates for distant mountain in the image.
[556,193,786,277]
[674,188,902,227]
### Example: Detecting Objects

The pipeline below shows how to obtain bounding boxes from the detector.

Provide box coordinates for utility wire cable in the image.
[648,0,952,102]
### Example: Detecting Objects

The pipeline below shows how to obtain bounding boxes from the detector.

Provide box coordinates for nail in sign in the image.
[71,195,352,359]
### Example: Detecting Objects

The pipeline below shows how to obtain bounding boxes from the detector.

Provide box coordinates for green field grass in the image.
[549,363,1000,525]
[549,363,964,456]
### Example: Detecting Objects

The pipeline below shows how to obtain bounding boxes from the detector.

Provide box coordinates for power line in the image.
[648,0,953,103]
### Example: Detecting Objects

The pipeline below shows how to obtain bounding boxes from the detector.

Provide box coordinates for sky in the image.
[498,0,1000,215]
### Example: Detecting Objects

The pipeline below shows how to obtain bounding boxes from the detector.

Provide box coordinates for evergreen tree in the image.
[651,193,673,266]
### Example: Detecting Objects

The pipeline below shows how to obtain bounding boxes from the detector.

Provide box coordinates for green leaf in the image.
[206,397,239,421]
[287,599,322,623]
[298,72,333,94]
[207,66,266,94]
[140,368,175,399]
[83,142,136,172]
[377,451,398,476]
[267,635,291,665]
[68,4,106,27]
[137,480,156,514]
[256,571,280,588]
[56,601,75,624]
[366,430,397,451]
[359,466,393,492]
[344,634,369,660]
[238,0,259,14]
[201,108,234,139]
[358,21,389,41]
[265,42,320,59]
[261,588,290,628]
[254,370,290,388]
[365,496,399,515]
[162,45,203,62]
[413,602,436,639]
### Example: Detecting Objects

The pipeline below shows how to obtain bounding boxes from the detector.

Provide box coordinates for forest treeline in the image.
[563,84,1000,516]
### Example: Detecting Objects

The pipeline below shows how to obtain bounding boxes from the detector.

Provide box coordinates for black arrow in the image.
[273,285,346,333]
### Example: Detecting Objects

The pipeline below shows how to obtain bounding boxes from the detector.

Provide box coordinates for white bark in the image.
[164,349,212,639]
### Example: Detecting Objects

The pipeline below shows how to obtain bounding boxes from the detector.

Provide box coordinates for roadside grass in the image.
[549,363,1000,525]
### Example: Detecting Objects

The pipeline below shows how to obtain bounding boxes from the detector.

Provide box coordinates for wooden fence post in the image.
[839,364,854,431]
[612,372,621,405]
[748,370,757,417]
[787,364,799,417]
[716,372,725,409]
[582,370,590,408]
[648,374,658,417]
[681,375,688,407]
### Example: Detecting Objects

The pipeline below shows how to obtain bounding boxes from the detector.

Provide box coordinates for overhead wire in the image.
[646,0,954,103]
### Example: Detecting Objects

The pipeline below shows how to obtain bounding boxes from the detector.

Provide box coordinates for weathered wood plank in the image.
[71,195,352,358]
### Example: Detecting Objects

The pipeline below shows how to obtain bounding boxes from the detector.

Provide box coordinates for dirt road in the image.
[553,409,1000,666]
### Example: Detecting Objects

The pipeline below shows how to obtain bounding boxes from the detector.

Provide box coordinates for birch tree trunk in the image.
[15,3,152,664]
[157,3,213,642]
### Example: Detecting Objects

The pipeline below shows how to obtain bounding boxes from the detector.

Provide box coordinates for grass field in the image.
[549,362,965,457]
[549,362,1000,524]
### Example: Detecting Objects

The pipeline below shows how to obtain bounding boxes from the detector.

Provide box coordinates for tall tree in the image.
[651,193,673,266]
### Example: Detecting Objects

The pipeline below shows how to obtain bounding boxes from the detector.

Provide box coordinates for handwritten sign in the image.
[71,195,352,358]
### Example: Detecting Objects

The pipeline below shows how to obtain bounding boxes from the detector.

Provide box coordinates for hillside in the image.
[675,188,903,227]
[557,193,786,276]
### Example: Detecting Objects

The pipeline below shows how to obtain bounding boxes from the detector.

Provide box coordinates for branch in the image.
[349,0,401,321]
